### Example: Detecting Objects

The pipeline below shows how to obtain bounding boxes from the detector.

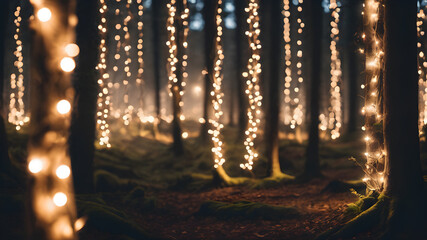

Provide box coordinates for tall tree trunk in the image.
[0,0,10,172]
[303,0,323,178]
[199,0,217,143]
[28,0,78,238]
[170,0,186,156]
[69,0,98,194]
[235,0,247,140]
[344,0,361,134]
[263,0,282,177]
[382,0,425,236]
[152,0,162,121]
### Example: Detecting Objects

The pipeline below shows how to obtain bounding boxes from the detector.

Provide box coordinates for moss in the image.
[77,199,159,240]
[197,200,300,220]
[95,170,137,192]
[322,180,366,193]
[123,187,156,211]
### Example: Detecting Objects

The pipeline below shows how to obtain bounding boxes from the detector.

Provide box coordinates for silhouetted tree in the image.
[303,0,323,179]
[199,0,217,143]
[0,0,10,172]
[235,0,247,140]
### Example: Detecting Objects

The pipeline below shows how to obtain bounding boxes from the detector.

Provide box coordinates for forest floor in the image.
[1,120,426,240]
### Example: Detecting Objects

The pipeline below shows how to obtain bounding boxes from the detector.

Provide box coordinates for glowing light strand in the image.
[9,4,27,131]
[328,0,342,139]
[96,0,111,148]
[359,0,385,192]
[209,0,226,169]
[28,1,81,238]
[166,0,189,121]
[290,0,305,130]
[417,7,427,130]
[240,0,262,170]
[122,0,133,126]
[136,0,145,119]
[283,0,293,128]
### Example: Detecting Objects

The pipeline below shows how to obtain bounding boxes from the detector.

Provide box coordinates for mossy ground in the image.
[1,121,426,239]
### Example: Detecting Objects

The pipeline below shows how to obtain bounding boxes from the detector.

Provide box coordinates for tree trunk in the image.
[28,0,78,238]
[199,0,217,143]
[152,0,162,121]
[235,0,247,140]
[68,0,98,194]
[170,0,186,156]
[263,0,282,177]
[382,0,425,236]
[0,0,10,172]
[303,0,323,178]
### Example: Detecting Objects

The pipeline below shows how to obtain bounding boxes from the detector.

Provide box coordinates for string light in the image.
[122,0,133,126]
[417,7,427,130]
[359,0,385,192]
[209,0,226,169]
[166,0,189,123]
[283,0,293,128]
[240,0,262,171]
[136,0,145,120]
[27,0,80,238]
[328,0,342,139]
[290,0,305,130]
[96,0,111,148]
[9,4,26,131]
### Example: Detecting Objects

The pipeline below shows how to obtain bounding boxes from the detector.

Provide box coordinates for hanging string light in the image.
[328,0,342,139]
[122,0,133,126]
[209,0,226,169]
[96,0,111,148]
[289,0,305,130]
[166,0,189,123]
[417,7,427,130]
[27,0,82,238]
[9,4,27,131]
[110,0,123,119]
[136,0,145,121]
[240,0,262,171]
[359,0,385,192]
[283,0,293,127]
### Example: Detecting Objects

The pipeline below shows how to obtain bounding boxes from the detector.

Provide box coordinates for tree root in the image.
[317,193,427,240]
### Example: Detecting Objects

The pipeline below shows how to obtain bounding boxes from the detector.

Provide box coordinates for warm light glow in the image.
[60,57,76,72]
[28,158,43,174]
[37,7,52,22]
[65,43,80,57]
[56,165,71,179]
[53,192,68,207]
[57,100,71,114]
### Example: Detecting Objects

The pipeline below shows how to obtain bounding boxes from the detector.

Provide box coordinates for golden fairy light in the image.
[328,0,342,139]
[28,0,81,238]
[96,0,111,148]
[166,0,189,121]
[359,0,385,191]
[290,0,305,130]
[417,7,427,130]
[122,0,133,126]
[240,0,262,171]
[8,4,27,131]
[282,0,293,127]
[136,0,145,120]
[209,0,226,169]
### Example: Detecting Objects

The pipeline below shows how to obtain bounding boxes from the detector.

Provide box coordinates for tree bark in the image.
[383,0,425,235]
[199,0,217,143]
[304,0,323,178]
[171,0,186,156]
[68,0,98,194]
[235,0,247,140]
[262,0,282,177]
[0,0,10,172]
